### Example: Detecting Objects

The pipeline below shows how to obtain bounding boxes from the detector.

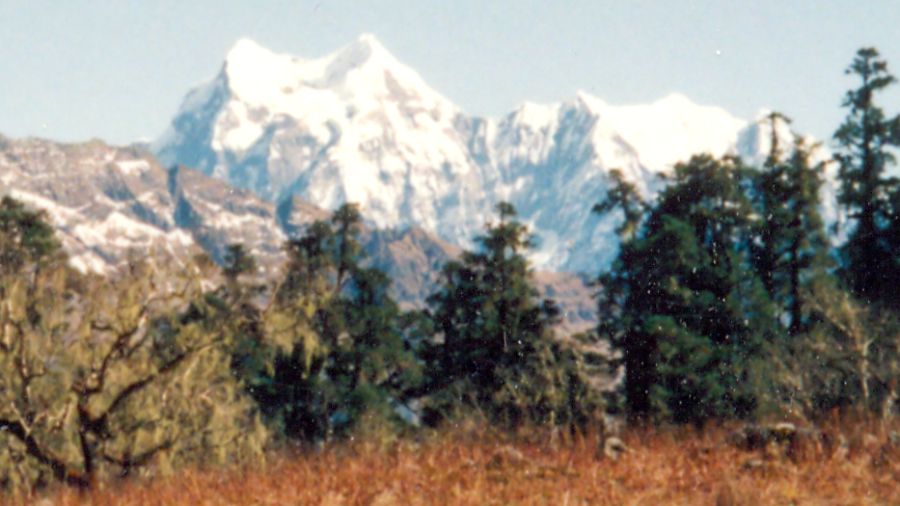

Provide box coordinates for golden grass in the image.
[8,421,900,506]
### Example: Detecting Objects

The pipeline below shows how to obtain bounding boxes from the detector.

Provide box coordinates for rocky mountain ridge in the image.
[155,35,809,273]
[0,134,596,333]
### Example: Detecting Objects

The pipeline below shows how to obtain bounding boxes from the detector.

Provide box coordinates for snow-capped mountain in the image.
[0,134,597,332]
[0,36,835,333]
[156,35,492,254]
[156,34,782,272]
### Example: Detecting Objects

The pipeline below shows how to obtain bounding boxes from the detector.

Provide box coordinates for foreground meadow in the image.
[8,421,899,506]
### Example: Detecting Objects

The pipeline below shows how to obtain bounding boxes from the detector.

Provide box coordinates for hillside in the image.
[0,134,595,330]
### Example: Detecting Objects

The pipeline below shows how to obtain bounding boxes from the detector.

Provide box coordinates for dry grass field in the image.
[7,420,899,506]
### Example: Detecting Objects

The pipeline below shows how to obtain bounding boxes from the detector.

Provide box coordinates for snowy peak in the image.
[570,90,747,173]
[218,34,449,107]
[225,38,278,68]
[503,101,562,131]
[159,34,460,160]
[155,34,806,273]
[330,32,395,72]
[220,39,313,102]
[354,32,388,52]
[222,38,307,99]
[651,92,704,110]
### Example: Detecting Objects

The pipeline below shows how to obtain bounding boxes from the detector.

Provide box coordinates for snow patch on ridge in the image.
[116,159,150,176]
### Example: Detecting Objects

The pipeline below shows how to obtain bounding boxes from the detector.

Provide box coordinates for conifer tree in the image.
[781,140,832,334]
[834,47,900,307]
[219,244,271,399]
[597,156,777,424]
[752,112,795,299]
[750,113,831,336]
[593,168,646,243]
[425,202,601,428]
[251,204,418,441]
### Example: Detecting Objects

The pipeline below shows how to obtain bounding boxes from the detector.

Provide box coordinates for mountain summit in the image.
[155,35,776,272]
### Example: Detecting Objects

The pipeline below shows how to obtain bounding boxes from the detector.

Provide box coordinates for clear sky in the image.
[1,0,898,145]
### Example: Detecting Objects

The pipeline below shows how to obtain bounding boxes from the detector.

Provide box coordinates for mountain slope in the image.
[155,35,772,272]
[0,135,197,272]
[0,135,595,331]
[156,35,490,244]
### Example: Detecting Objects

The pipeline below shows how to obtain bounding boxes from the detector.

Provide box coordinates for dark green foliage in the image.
[834,47,900,308]
[749,113,832,336]
[424,203,602,428]
[597,156,777,424]
[736,114,849,419]
[0,196,61,276]
[223,243,257,280]
[771,46,900,420]
[751,112,795,300]
[593,168,646,242]
[240,204,420,442]
[218,244,271,399]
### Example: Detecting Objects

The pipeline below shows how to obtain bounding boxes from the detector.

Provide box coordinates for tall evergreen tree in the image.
[425,203,601,428]
[752,112,795,299]
[597,155,777,424]
[781,140,831,335]
[834,47,900,307]
[750,113,831,336]
[218,244,272,400]
[249,204,418,441]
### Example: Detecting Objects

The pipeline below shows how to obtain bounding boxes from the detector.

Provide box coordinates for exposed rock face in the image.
[0,137,199,272]
[0,135,595,331]
[533,271,597,335]
[359,225,461,309]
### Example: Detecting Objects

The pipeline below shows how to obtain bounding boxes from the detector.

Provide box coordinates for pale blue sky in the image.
[1,0,898,145]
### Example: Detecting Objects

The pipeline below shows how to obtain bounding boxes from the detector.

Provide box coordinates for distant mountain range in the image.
[0,134,596,332]
[154,34,804,273]
[1,34,838,333]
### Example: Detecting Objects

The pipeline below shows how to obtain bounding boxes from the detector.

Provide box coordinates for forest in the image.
[0,47,899,502]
